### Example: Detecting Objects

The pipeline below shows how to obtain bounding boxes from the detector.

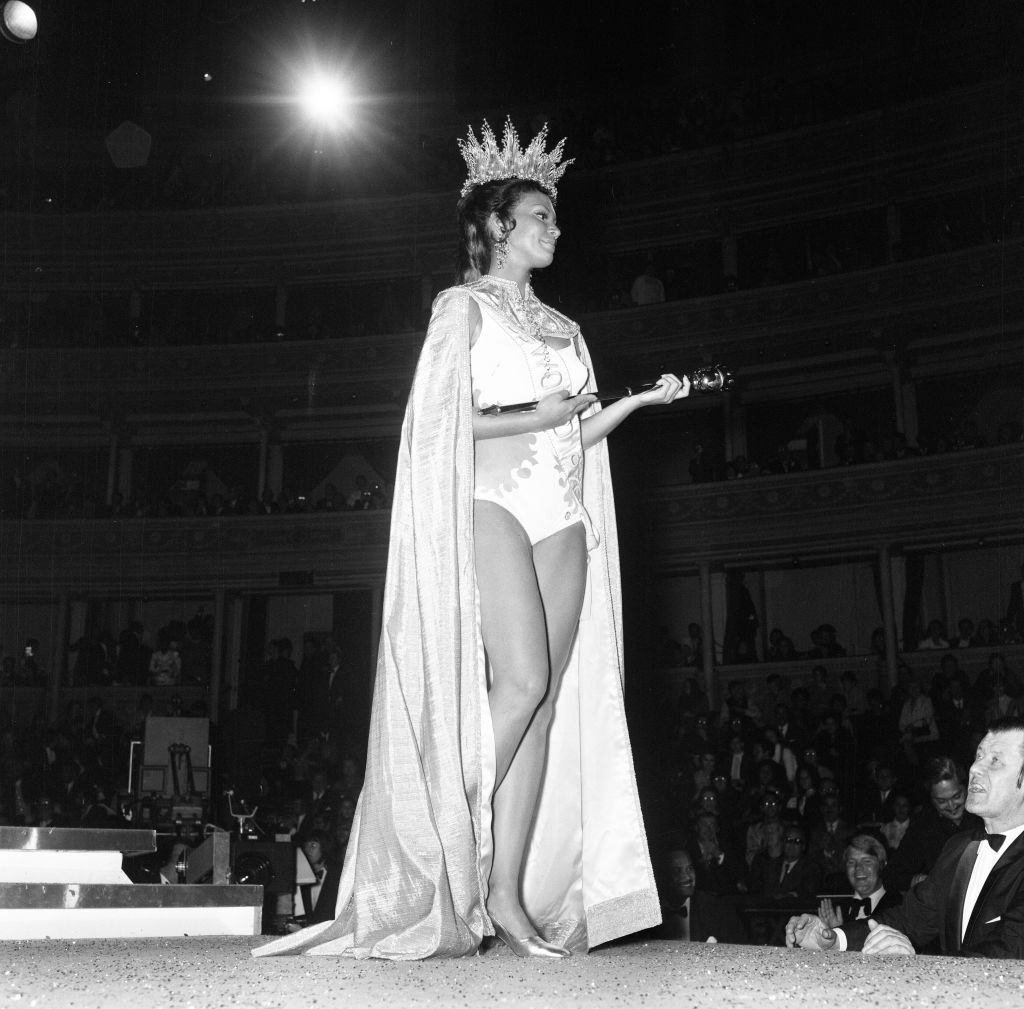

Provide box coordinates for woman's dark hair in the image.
[455,178,553,284]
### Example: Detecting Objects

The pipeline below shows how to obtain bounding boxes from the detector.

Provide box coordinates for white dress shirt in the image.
[962,822,1024,940]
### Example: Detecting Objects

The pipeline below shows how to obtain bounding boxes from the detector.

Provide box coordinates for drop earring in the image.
[494,234,508,270]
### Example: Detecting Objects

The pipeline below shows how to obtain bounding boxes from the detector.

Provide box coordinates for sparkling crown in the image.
[458,118,573,200]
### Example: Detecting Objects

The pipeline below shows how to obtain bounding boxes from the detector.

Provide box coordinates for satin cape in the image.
[253,284,660,959]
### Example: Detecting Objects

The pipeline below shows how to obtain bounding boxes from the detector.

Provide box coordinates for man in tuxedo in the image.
[658,848,745,943]
[818,834,902,926]
[786,716,1024,957]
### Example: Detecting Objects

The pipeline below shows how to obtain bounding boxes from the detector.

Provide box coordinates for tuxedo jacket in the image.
[843,830,1024,957]
[658,892,746,944]
[839,888,902,923]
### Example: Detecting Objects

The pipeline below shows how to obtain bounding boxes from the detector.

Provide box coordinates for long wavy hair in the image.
[455,178,553,284]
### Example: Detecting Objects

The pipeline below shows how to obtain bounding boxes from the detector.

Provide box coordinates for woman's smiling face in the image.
[493,190,559,272]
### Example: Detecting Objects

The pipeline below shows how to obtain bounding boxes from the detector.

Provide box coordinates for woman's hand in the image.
[631,373,691,407]
[533,389,597,430]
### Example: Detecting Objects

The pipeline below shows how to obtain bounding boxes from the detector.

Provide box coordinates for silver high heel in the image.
[490,918,571,959]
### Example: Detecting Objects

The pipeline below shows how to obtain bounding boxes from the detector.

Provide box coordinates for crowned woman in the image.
[254,119,689,961]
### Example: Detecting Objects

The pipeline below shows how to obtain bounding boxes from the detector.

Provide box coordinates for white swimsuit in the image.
[468,278,596,547]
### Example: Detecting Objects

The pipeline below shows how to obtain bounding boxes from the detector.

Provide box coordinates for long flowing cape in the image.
[253,286,659,959]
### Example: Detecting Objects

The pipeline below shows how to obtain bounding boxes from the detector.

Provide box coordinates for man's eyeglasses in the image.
[784,836,804,844]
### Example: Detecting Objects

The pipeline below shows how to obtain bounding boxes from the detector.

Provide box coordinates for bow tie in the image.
[851,897,872,915]
[984,832,1006,852]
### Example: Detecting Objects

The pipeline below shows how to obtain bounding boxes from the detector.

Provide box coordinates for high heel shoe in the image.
[490,918,571,959]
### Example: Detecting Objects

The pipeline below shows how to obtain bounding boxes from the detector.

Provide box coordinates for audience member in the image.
[885,755,982,892]
[787,717,1024,957]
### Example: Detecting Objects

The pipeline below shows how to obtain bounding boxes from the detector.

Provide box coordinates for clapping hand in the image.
[818,897,844,929]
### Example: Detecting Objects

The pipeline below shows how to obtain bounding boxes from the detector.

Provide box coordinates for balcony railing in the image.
[1,445,1020,595]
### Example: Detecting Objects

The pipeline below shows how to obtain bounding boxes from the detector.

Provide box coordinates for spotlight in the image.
[298,72,352,129]
[202,72,213,83]
[1,1,37,43]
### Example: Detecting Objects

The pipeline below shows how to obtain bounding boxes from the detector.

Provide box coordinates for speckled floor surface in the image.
[3,937,1024,1009]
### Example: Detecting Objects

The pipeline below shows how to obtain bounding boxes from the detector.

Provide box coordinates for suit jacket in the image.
[844,830,1024,957]
[759,855,821,899]
[885,807,983,891]
[301,862,344,924]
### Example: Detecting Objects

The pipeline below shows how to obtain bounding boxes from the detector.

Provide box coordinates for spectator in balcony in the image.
[838,670,868,722]
[630,257,666,306]
[972,618,999,648]
[345,474,373,511]
[917,619,950,650]
[685,622,705,668]
[148,629,182,687]
[765,628,793,663]
[722,571,759,664]
[976,653,1022,723]
[807,666,833,722]
[1006,562,1024,638]
[17,639,46,688]
[113,621,151,686]
[898,677,939,769]
[953,617,976,649]
[315,483,342,512]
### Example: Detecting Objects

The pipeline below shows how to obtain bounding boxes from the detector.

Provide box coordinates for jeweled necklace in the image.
[515,283,563,390]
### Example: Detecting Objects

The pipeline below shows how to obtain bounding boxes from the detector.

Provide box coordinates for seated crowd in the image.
[648,648,1023,945]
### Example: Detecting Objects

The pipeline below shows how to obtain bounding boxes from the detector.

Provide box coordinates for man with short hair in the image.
[886,755,982,891]
[658,848,744,942]
[818,834,902,926]
[787,716,1024,957]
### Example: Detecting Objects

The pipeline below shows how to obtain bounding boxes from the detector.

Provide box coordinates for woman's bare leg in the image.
[474,501,588,938]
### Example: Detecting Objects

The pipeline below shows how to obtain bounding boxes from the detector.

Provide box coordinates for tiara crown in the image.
[458,118,573,200]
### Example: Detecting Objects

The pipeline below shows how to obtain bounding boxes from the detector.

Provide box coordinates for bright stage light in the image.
[1,1,37,43]
[298,73,352,128]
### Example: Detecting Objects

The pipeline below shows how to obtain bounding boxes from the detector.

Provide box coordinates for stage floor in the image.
[4,936,1020,1008]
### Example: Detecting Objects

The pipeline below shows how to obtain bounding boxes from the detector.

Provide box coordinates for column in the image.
[117,446,134,500]
[267,443,283,499]
[48,593,70,722]
[901,378,919,448]
[877,545,899,690]
[208,588,226,723]
[224,594,245,713]
[699,561,716,706]
[756,568,768,661]
[890,363,905,436]
[886,204,902,263]
[275,282,287,329]
[257,428,269,499]
[105,433,119,505]
[723,397,746,463]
